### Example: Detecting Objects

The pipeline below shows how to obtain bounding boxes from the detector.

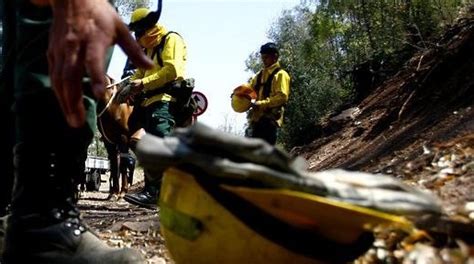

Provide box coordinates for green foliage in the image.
[246,0,467,150]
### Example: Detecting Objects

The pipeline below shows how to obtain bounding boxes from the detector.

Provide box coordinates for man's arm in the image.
[35,0,153,128]
[130,67,145,81]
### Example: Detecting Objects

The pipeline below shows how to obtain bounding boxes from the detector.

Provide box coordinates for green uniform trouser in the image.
[0,1,99,215]
[129,101,175,190]
[249,117,279,145]
[130,101,175,138]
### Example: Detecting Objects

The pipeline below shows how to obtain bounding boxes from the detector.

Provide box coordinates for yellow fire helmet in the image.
[129,7,159,38]
[130,8,151,24]
[231,95,252,113]
[231,85,257,113]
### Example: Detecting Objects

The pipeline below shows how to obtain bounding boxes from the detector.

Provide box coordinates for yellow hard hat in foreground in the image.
[159,168,414,264]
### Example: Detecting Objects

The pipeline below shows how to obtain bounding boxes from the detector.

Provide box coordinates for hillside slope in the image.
[293,10,473,217]
[290,11,474,262]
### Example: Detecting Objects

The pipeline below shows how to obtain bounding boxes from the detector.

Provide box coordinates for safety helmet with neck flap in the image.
[129,8,160,39]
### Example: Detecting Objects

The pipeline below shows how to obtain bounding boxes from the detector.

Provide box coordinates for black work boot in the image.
[4,200,144,264]
[123,175,158,210]
[3,141,145,264]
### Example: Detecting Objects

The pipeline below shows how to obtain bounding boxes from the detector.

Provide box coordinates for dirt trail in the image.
[79,171,172,264]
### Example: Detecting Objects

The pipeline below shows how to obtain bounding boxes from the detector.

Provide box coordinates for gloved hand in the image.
[130,79,144,93]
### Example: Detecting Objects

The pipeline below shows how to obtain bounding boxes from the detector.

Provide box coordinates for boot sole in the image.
[123,195,157,210]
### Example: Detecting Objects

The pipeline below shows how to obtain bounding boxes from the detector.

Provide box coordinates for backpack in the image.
[169,78,198,127]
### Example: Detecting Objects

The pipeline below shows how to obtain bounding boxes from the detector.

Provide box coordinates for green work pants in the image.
[129,101,175,138]
[128,101,175,190]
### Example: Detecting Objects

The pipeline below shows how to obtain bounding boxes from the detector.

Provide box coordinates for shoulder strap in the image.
[151,31,181,67]
[262,67,282,98]
[253,70,263,92]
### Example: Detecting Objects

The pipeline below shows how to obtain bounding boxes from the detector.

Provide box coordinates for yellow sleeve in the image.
[130,67,145,81]
[257,70,290,108]
[142,34,187,91]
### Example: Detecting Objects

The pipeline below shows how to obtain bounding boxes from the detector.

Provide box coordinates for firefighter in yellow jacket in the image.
[123,7,188,209]
[247,42,290,145]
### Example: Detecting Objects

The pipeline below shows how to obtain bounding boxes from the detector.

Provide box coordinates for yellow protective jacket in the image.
[131,26,187,107]
[248,62,290,126]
